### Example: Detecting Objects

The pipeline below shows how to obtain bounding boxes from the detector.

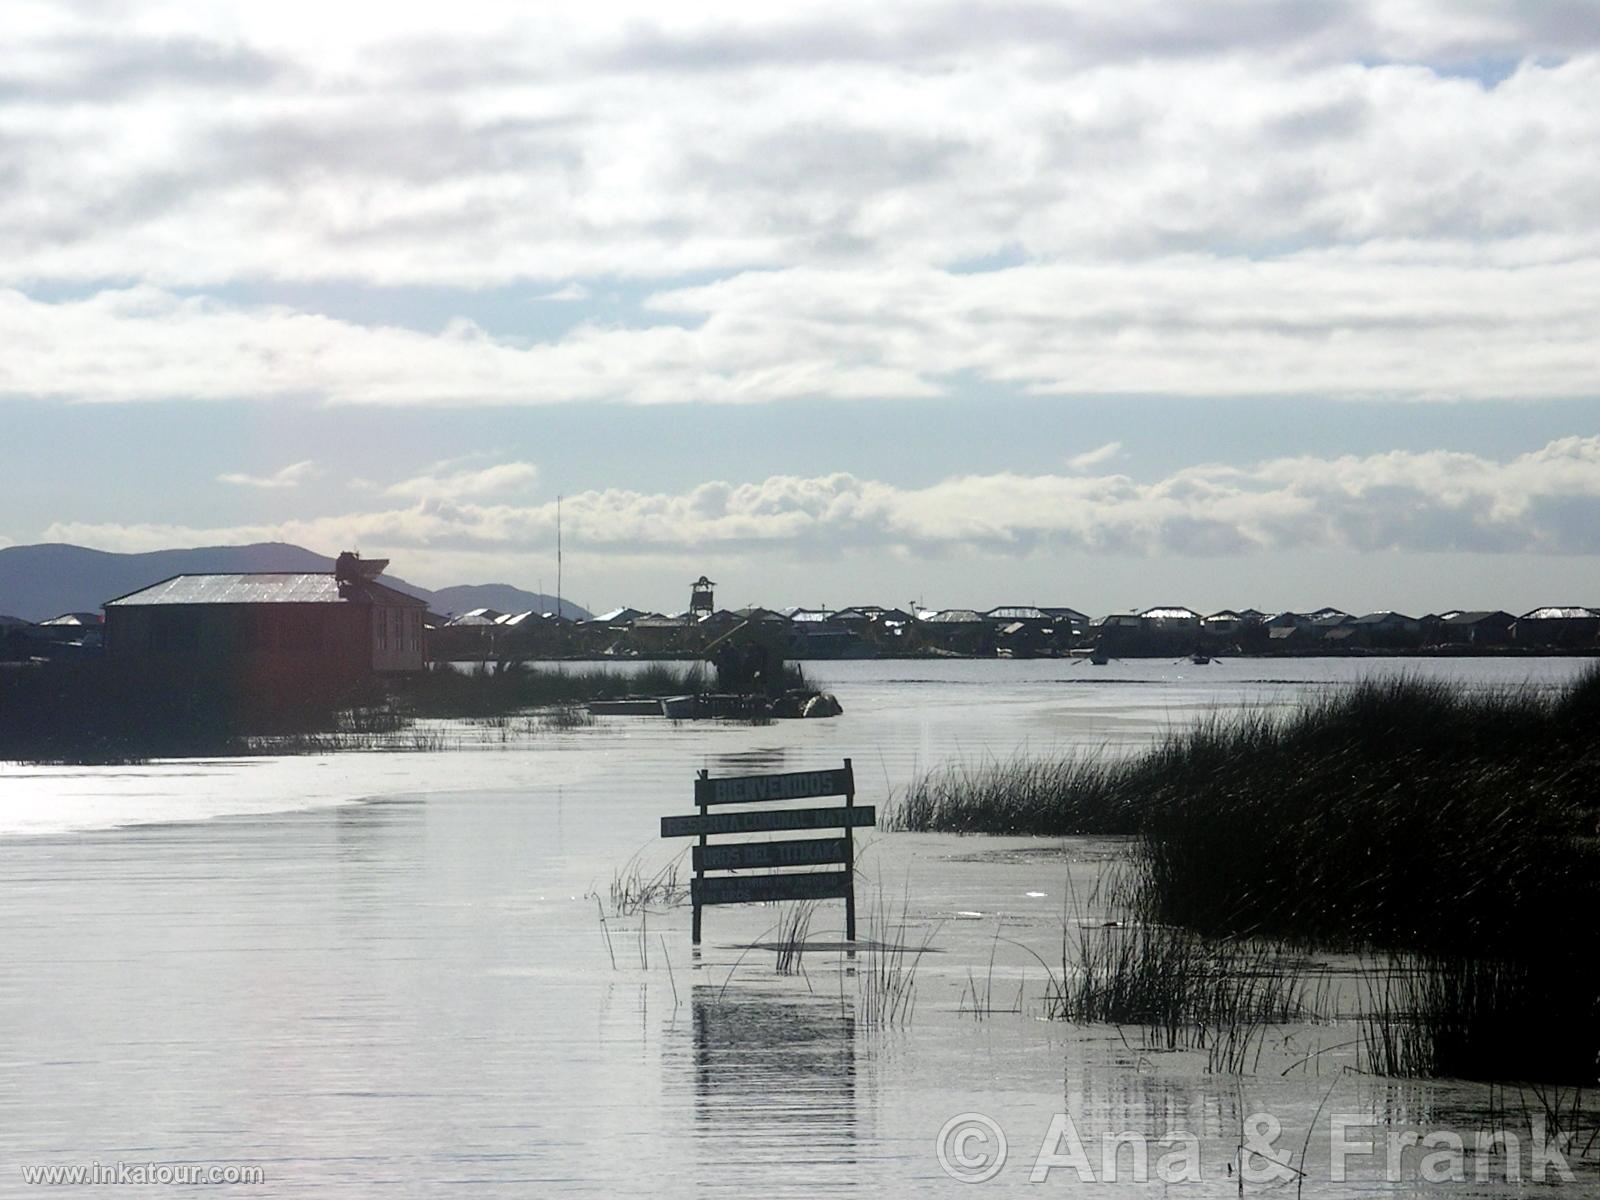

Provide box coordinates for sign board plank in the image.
[693,871,852,907]
[693,766,854,807]
[694,837,850,872]
[662,805,875,839]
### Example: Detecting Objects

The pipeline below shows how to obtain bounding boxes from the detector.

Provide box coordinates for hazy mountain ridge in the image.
[0,543,588,623]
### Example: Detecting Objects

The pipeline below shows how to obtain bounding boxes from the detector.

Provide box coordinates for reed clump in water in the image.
[1133,673,1600,1085]
[855,888,938,1028]
[397,661,714,719]
[774,902,817,976]
[608,852,687,917]
[400,659,810,720]
[1122,674,1600,963]
[902,667,1600,1083]
[1360,954,1600,1086]
[887,752,1136,835]
[0,660,414,762]
[537,703,595,729]
[1045,920,1318,1073]
[898,671,1599,959]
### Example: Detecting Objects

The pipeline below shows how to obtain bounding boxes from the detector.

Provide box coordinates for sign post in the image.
[662,758,872,945]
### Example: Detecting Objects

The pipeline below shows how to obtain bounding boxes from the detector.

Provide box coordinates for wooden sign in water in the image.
[660,806,874,839]
[692,871,852,907]
[693,837,850,872]
[663,758,871,945]
[693,765,853,807]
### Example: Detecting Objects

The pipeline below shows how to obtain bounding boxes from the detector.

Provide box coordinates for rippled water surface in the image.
[3,658,1595,1196]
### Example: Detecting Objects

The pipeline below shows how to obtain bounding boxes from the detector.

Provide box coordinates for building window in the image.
[377,610,388,651]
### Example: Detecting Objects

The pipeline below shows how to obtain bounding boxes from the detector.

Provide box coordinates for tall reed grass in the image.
[900,667,1600,1083]
[855,887,938,1028]
[1121,675,1600,965]
[887,752,1137,835]
[398,661,714,718]
[1360,954,1600,1085]
[898,671,1600,959]
[0,658,719,761]
[1046,921,1316,1073]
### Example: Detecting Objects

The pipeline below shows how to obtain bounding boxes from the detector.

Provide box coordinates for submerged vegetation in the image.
[855,887,937,1028]
[897,668,1600,1084]
[608,851,688,918]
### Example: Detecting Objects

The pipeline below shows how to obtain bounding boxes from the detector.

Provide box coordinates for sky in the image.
[2,1,1598,616]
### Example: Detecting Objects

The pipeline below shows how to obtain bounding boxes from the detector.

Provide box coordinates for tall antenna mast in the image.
[556,495,563,619]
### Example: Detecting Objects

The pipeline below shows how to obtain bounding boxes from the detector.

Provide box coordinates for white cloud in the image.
[5,246,1600,406]
[1066,442,1123,471]
[216,459,317,489]
[535,284,590,302]
[0,4,1596,412]
[44,437,1600,563]
[0,6,1596,289]
[381,461,539,500]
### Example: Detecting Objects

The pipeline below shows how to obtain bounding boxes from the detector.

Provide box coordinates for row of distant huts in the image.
[4,562,1598,676]
[434,600,1600,661]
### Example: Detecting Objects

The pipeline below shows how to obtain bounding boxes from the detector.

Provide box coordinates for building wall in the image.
[370,604,425,673]
[106,601,423,677]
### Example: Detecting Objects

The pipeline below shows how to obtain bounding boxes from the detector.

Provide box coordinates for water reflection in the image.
[9,658,1599,1194]
[707,746,792,773]
[676,987,861,1193]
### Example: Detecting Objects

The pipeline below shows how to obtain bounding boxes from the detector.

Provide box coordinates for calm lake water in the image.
[2,658,1595,1196]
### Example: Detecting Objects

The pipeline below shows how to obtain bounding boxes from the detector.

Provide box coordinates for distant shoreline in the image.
[442,646,1600,664]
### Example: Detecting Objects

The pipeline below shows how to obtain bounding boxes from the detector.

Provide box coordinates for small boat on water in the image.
[1089,649,1110,665]
[1190,652,1211,665]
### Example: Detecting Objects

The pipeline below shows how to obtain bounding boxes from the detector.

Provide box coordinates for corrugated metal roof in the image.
[927,609,984,623]
[106,573,425,607]
[1351,611,1416,625]
[1040,607,1089,621]
[1522,606,1599,620]
[633,614,693,628]
[1441,610,1509,625]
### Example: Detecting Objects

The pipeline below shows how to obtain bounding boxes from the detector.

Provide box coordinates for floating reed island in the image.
[892,669,1600,1085]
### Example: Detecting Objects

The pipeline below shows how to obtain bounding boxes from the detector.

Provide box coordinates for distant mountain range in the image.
[0,542,589,623]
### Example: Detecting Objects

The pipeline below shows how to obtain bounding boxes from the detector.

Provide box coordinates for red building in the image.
[104,552,426,682]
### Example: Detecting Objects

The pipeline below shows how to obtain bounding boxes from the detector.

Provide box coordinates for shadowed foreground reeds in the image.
[899,667,1600,1084]
[1119,673,1600,966]
[897,671,1600,960]
[1360,954,1600,1085]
